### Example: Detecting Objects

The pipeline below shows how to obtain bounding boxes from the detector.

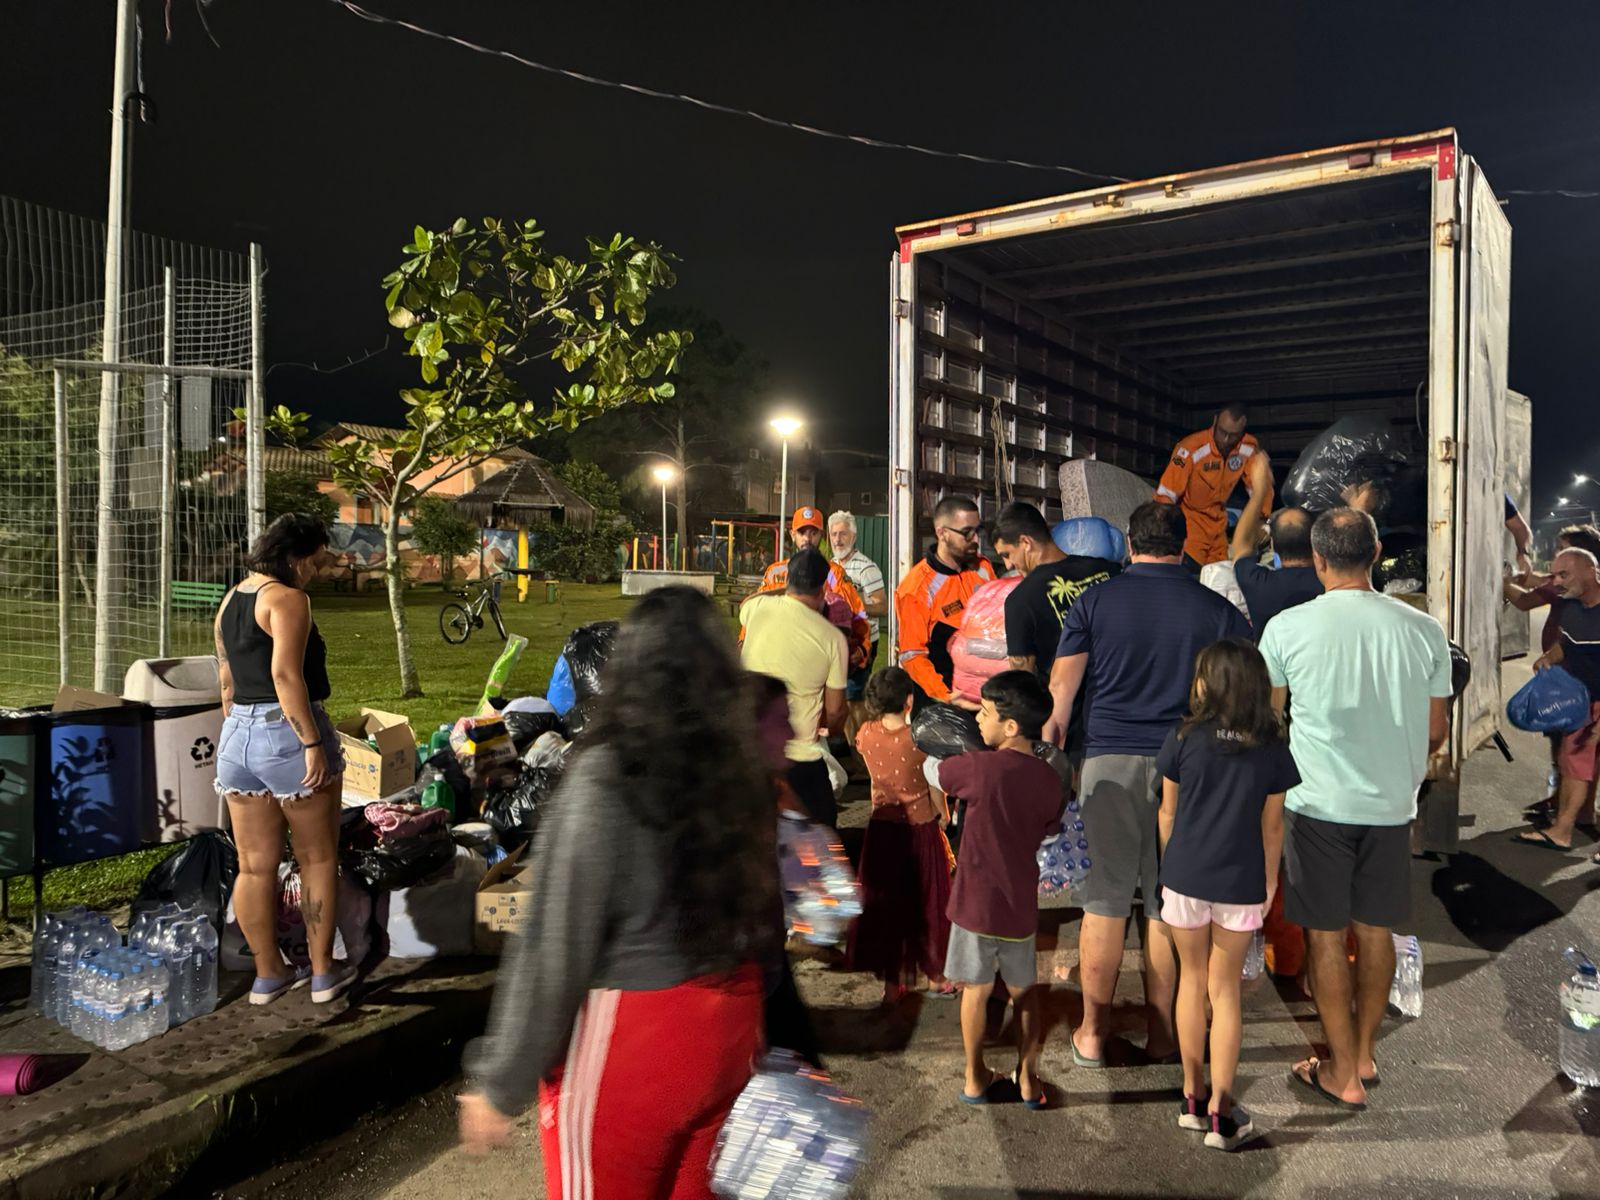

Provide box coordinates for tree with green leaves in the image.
[268,218,690,697]
[264,470,338,528]
[408,495,479,584]
[554,459,625,516]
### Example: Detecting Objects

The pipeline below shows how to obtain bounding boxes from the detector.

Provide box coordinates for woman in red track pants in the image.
[458,588,779,1199]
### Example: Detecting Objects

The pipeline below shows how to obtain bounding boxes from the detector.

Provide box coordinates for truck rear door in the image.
[1454,155,1513,754]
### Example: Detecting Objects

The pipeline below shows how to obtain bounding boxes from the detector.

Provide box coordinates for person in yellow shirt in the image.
[1154,405,1272,570]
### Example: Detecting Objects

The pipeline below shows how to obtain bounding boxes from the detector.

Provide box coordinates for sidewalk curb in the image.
[0,965,495,1200]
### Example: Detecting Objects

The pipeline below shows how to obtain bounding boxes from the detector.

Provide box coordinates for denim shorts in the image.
[216,702,344,801]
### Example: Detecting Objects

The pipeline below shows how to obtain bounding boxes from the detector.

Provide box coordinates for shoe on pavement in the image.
[1205,1106,1257,1151]
[311,964,358,1004]
[249,966,310,1006]
[1177,1092,1210,1131]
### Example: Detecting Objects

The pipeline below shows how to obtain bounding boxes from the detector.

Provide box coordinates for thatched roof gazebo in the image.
[452,455,598,530]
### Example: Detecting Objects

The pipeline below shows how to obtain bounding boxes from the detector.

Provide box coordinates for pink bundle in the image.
[364,802,447,841]
[950,576,1021,702]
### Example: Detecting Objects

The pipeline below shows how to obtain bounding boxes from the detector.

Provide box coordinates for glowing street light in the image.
[1577,474,1591,485]
[769,414,804,531]
[652,463,677,570]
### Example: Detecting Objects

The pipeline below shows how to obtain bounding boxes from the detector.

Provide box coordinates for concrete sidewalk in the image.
[0,953,496,1200]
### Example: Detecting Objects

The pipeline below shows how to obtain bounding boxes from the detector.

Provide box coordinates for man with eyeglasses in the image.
[894,495,996,708]
[1155,403,1272,571]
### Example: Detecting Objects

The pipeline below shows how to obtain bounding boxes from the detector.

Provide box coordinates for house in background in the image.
[728,439,817,517]
[816,449,889,517]
[309,422,536,524]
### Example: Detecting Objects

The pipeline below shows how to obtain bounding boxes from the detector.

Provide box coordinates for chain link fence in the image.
[0,195,263,702]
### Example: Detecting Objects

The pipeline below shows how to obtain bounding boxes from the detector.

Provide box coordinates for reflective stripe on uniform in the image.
[1156,485,1180,501]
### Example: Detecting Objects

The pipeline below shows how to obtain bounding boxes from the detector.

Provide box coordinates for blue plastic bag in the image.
[545,654,576,716]
[1506,666,1593,733]
[1052,516,1126,563]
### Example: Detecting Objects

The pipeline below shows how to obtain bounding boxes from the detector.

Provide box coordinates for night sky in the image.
[7,1,1600,512]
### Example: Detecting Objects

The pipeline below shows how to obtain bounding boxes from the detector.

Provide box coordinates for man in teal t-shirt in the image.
[1258,507,1452,1115]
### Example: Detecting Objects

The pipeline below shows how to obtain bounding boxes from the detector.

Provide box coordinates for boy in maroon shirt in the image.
[938,671,1065,1108]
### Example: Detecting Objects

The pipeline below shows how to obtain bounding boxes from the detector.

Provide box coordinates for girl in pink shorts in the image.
[1155,639,1300,1151]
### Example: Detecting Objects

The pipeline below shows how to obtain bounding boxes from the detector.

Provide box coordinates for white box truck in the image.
[888,129,1523,852]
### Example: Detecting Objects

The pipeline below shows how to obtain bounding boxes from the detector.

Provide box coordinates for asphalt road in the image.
[201,652,1600,1200]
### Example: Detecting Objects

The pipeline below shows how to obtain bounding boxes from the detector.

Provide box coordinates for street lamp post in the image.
[769,415,803,561]
[652,464,676,571]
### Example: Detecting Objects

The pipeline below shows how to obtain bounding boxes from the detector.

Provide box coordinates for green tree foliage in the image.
[408,496,479,583]
[554,459,624,514]
[264,218,690,697]
[264,470,338,527]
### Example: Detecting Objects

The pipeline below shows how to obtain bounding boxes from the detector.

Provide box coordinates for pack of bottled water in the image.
[777,815,862,948]
[1036,798,1091,901]
[710,1050,869,1200]
[1558,946,1600,1088]
[31,903,220,1048]
[1389,933,1423,1019]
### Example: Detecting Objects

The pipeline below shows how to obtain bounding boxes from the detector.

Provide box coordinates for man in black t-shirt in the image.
[992,502,1120,681]
[1229,451,1326,635]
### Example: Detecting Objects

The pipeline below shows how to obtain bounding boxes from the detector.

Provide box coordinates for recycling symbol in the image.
[190,736,215,764]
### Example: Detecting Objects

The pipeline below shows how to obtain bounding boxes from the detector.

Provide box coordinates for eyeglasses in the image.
[941,524,983,541]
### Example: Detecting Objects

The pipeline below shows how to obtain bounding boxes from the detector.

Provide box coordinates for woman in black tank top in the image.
[214,514,357,1006]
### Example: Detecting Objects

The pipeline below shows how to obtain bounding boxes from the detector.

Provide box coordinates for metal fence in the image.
[0,195,264,702]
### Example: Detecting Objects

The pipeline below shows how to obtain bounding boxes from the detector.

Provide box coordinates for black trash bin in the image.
[0,710,42,877]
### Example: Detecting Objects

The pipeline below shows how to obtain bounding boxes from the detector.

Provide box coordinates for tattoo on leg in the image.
[302,897,324,930]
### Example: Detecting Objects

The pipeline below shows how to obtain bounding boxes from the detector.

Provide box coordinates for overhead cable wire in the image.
[325,0,1130,183]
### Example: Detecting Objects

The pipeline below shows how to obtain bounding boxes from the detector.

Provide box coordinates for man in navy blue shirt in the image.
[1229,452,1323,635]
[1045,501,1251,1066]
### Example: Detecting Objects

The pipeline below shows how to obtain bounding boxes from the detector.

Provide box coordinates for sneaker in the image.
[310,964,358,1004]
[1205,1106,1257,1151]
[248,966,311,1006]
[1177,1092,1210,1132]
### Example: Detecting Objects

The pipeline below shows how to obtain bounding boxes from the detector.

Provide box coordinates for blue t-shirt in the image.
[1056,562,1253,757]
[1234,559,1323,636]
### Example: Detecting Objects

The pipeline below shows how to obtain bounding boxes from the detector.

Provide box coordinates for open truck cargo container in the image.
[888,129,1523,853]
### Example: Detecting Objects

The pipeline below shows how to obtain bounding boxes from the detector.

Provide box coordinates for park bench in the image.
[170,580,226,611]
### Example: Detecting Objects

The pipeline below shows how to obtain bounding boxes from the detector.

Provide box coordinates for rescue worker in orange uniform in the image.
[757,507,871,669]
[893,495,997,706]
[1154,404,1273,570]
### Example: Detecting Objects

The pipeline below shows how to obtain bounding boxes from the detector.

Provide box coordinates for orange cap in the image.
[791,506,823,532]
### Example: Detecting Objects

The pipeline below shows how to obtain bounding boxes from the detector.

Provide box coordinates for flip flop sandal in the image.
[1010,1068,1050,1110]
[1289,1059,1367,1112]
[1514,830,1574,852]
[958,1071,1000,1106]
[1070,1033,1106,1069]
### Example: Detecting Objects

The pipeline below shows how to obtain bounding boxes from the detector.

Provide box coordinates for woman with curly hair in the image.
[458,587,780,1198]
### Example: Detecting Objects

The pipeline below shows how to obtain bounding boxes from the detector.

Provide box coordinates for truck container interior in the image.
[912,167,1436,526]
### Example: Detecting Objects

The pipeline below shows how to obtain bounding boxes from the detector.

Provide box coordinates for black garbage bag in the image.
[564,695,601,739]
[1282,417,1412,513]
[345,824,456,891]
[1375,542,1427,594]
[483,764,564,851]
[562,621,619,703]
[501,707,567,753]
[135,831,239,931]
[1450,640,1472,699]
[911,703,985,760]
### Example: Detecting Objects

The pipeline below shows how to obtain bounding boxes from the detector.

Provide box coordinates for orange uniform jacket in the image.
[754,559,871,669]
[1154,430,1272,566]
[893,552,997,703]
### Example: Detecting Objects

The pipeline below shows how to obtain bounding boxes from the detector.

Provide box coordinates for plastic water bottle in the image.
[31,913,61,1013]
[101,970,126,1049]
[1389,934,1423,1018]
[146,958,171,1035]
[1559,947,1600,1088]
[53,920,87,1025]
[1242,929,1266,981]
[189,916,219,1019]
[1548,764,1561,794]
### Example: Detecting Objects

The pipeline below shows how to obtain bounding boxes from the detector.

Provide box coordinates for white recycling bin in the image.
[123,657,226,841]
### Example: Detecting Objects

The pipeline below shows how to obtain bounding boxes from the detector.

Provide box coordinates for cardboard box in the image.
[473,846,534,955]
[53,685,131,712]
[335,707,417,799]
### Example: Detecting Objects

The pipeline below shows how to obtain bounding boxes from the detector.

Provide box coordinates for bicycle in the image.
[439,570,533,644]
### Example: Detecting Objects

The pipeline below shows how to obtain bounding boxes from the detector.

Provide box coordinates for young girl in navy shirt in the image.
[1157,638,1299,1151]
